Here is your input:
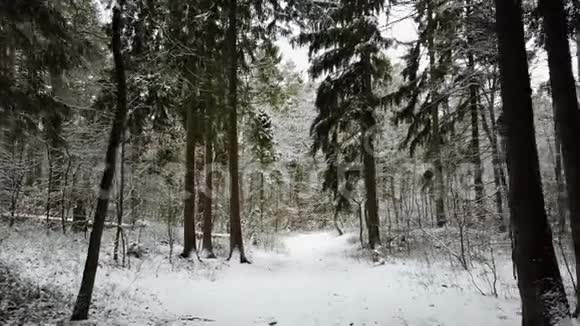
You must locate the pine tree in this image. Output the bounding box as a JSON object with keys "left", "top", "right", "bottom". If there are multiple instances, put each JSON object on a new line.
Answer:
{"left": 389, "top": 0, "right": 500, "bottom": 227}
{"left": 0, "top": 0, "right": 101, "bottom": 228}
{"left": 297, "top": 0, "right": 392, "bottom": 249}
{"left": 389, "top": 0, "right": 462, "bottom": 227}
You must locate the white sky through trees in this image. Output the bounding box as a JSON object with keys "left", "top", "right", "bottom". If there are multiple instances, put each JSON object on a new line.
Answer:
{"left": 275, "top": 4, "right": 575, "bottom": 88}
{"left": 94, "top": 0, "right": 567, "bottom": 87}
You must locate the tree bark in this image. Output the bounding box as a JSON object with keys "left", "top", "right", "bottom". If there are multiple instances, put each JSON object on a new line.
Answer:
{"left": 466, "top": 0, "right": 485, "bottom": 216}
{"left": 181, "top": 102, "right": 197, "bottom": 258}
{"left": 226, "top": 0, "right": 249, "bottom": 264}
{"left": 357, "top": 200, "right": 364, "bottom": 247}
{"left": 201, "top": 114, "right": 215, "bottom": 258}
{"left": 362, "top": 137, "right": 380, "bottom": 248}
{"left": 576, "top": 27, "right": 580, "bottom": 82}
{"left": 432, "top": 108, "right": 446, "bottom": 225}
{"left": 480, "top": 88, "right": 507, "bottom": 231}
{"left": 552, "top": 103, "right": 567, "bottom": 236}
{"left": 540, "top": 0, "right": 580, "bottom": 317}
{"left": 114, "top": 134, "right": 125, "bottom": 263}
{"left": 128, "top": 133, "right": 141, "bottom": 225}
{"left": 47, "top": 69, "right": 65, "bottom": 221}
{"left": 494, "top": 0, "right": 571, "bottom": 324}
{"left": 488, "top": 103, "right": 508, "bottom": 191}
{"left": 259, "top": 171, "right": 265, "bottom": 233}
{"left": 59, "top": 147, "right": 72, "bottom": 234}
{"left": 468, "top": 77, "right": 484, "bottom": 214}
{"left": 389, "top": 176, "right": 400, "bottom": 228}
{"left": 469, "top": 84, "right": 484, "bottom": 213}
{"left": 427, "top": 0, "right": 446, "bottom": 227}
{"left": 361, "top": 48, "right": 381, "bottom": 249}
{"left": 71, "top": 2, "right": 128, "bottom": 320}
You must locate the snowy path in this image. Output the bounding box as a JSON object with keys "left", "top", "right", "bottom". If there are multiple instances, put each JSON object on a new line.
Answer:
{"left": 144, "top": 232, "right": 519, "bottom": 326}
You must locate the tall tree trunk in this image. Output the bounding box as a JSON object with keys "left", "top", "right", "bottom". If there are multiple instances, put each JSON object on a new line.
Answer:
{"left": 390, "top": 176, "right": 400, "bottom": 227}
{"left": 494, "top": 0, "right": 571, "bottom": 324}
{"left": 128, "top": 133, "right": 141, "bottom": 225}
{"left": 431, "top": 98, "right": 446, "bottom": 226}
{"left": 259, "top": 171, "right": 265, "bottom": 233}
{"left": 488, "top": 101, "right": 508, "bottom": 192}
{"left": 47, "top": 69, "right": 65, "bottom": 220}
{"left": 181, "top": 103, "right": 196, "bottom": 258}
{"left": 362, "top": 135, "right": 380, "bottom": 249}
{"left": 466, "top": 0, "right": 485, "bottom": 217}
{"left": 427, "top": 1, "right": 446, "bottom": 227}
{"left": 552, "top": 102, "right": 567, "bottom": 236}
{"left": 357, "top": 200, "right": 364, "bottom": 247}
{"left": 114, "top": 134, "right": 125, "bottom": 263}
{"left": 201, "top": 115, "right": 215, "bottom": 259}
{"left": 540, "top": 0, "right": 580, "bottom": 317}
{"left": 480, "top": 89, "right": 507, "bottom": 231}
{"left": 361, "top": 49, "right": 380, "bottom": 249}
{"left": 226, "top": 0, "right": 249, "bottom": 264}
{"left": 60, "top": 147, "right": 72, "bottom": 234}
{"left": 469, "top": 84, "right": 484, "bottom": 214}
{"left": 576, "top": 26, "right": 580, "bottom": 82}
{"left": 45, "top": 142, "right": 53, "bottom": 227}
{"left": 71, "top": 2, "right": 128, "bottom": 320}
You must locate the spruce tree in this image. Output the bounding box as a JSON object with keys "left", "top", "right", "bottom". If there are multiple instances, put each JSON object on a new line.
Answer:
{"left": 297, "top": 0, "right": 392, "bottom": 249}
{"left": 389, "top": 0, "right": 498, "bottom": 226}
{"left": 0, "top": 0, "right": 101, "bottom": 228}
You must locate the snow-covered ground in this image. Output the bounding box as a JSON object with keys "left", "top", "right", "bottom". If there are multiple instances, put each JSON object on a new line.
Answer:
{"left": 0, "top": 223, "right": 538, "bottom": 325}
{"left": 139, "top": 232, "right": 521, "bottom": 326}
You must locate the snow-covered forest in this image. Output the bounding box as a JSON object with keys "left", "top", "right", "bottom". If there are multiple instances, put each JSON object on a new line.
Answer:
{"left": 1, "top": 0, "right": 580, "bottom": 325}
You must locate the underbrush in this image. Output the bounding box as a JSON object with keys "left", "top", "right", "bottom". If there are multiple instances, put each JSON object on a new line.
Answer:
{"left": 0, "top": 218, "right": 291, "bottom": 324}
{"left": 0, "top": 263, "right": 72, "bottom": 325}
{"left": 340, "top": 224, "right": 577, "bottom": 303}
{"left": 0, "top": 220, "right": 223, "bottom": 324}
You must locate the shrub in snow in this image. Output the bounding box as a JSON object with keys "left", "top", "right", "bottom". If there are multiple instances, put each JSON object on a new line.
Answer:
{"left": 127, "top": 243, "right": 146, "bottom": 258}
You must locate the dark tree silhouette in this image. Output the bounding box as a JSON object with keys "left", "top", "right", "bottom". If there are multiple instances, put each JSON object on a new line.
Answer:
{"left": 227, "top": 0, "right": 249, "bottom": 263}
{"left": 494, "top": 0, "right": 571, "bottom": 324}
{"left": 201, "top": 104, "right": 216, "bottom": 258}
{"left": 539, "top": 0, "right": 580, "bottom": 316}
{"left": 71, "top": 1, "right": 128, "bottom": 320}
{"left": 181, "top": 98, "right": 197, "bottom": 258}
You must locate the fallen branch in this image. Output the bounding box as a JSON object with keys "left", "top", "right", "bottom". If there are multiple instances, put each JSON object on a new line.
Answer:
{"left": 179, "top": 315, "right": 215, "bottom": 322}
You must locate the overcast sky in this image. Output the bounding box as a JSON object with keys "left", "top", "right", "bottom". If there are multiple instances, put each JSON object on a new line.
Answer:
{"left": 276, "top": 6, "right": 418, "bottom": 78}
{"left": 93, "top": 1, "right": 570, "bottom": 89}
{"left": 274, "top": 6, "right": 574, "bottom": 89}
